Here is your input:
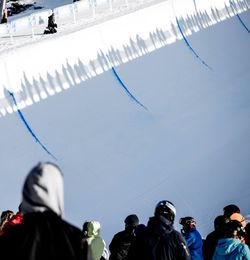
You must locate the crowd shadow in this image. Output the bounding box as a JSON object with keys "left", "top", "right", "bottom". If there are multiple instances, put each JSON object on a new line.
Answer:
{"left": 0, "top": 0, "right": 249, "bottom": 117}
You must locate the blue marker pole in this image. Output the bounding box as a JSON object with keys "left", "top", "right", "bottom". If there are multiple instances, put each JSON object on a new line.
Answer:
{"left": 8, "top": 90, "right": 57, "bottom": 160}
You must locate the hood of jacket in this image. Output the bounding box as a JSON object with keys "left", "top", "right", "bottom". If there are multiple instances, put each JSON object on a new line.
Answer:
{"left": 147, "top": 215, "right": 174, "bottom": 238}
{"left": 86, "top": 221, "right": 101, "bottom": 238}
{"left": 21, "top": 162, "right": 64, "bottom": 217}
{"left": 215, "top": 238, "right": 242, "bottom": 256}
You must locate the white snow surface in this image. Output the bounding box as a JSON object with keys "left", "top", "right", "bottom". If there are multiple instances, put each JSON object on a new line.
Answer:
{"left": 0, "top": 0, "right": 250, "bottom": 246}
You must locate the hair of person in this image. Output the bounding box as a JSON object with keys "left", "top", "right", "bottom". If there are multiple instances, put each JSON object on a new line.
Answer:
{"left": 223, "top": 219, "right": 245, "bottom": 239}
{"left": 214, "top": 215, "right": 225, "bottom": 231}
{"left": 223, "top": 204, "right": 240, "bottom": 217}
{"left": 0, "top": 210, "right": 14, "bottom": 230}
{"left": 124, "top": 214, "right": 139, "bottom": 227}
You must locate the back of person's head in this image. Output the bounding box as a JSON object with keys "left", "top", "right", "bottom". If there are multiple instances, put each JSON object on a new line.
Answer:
{"left": 154, "top": 200, "right": 176, "bottom": 224}
{"left": 223, "top": 204, "right": 240, "bottom": 217}
{"left": 18, "top": 203, "right": 22, "bottom": 212}
{"left": 0, "top": 210, "right": 14, "bottom": 221}
{"left": 82, "top": 221, "right": 101, "bottom": 238}
{"left": 245, "top": 223, "right": 250, "bottom": 243}
{"left": 134, "top": 223, "right": 146, "bottom": 236}
{"left": 179, "top": 216, "right": 196, "bottom": 231}
{"left": 82, "top": 221, "right": 89, "bottom": 237}
{"left": 124, "top": 214, "right": 139, "bottom": 229}
{"left": 223, "top": 219, "right": 245, "bottom": 239}
{"left": 21, "top": 162, "right": 64, "bottom": 217}
{"left": 213, "top": 215, "right": 225, "bottom": 232}
{"left": 82, "top": 221, "right": 104, "bottom": 260}
{"left": 246, "top": 223, "right": 250, "bottom": 234}
{"left": 0, "top": 210, "right": 14, "bottom": 230}
{"left": 230, "top": 213, "right": 246, "bottom": 228}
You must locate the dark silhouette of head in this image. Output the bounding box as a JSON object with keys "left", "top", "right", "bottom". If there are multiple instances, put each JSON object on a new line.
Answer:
{"left": 0, "top": 210, "right": 14, "bottom": 230}
{"left": 154, "top": 200, "right": 176, "bottom": 224}
{"left": 124, "top": 214, "right": 139, "bottom": 229}
{"left": 223, "top": 204, "right": 240, "bottom": 217}
{"left": 245, "top": 223, "right": 250, "bottom": 246}
{"left": 134, "top": 224, "right": 146, "bottom": 236}
{"left": 223, "top": 219, "right": 245, "bottom": 239}
{"left": 214, "top": 215, "right": 225, "bottom": 232}
{"left": 179, "top": 216, "right": 196, "bottom": 231}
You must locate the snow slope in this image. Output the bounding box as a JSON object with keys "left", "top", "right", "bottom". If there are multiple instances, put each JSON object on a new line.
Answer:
{"left": 0, "top": 0, "right": 250, "bottom": 245}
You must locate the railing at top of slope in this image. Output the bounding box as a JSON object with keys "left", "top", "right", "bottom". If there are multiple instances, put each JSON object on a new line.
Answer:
{"left": 0, "top": 0, "right": 165, "bottom": 47}
{"left": 0, "top": 0, "right": 249, "bottom": 51}
{"left": 0, "top": 0, "right": 249, "bottom": 119}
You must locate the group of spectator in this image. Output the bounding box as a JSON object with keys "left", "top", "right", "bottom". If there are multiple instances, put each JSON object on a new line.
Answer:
{"left": 0, "top": 161, "right": 249, "bottom": 259}
{"left": 109, "top": 203, "right": 250, "bottom": 260}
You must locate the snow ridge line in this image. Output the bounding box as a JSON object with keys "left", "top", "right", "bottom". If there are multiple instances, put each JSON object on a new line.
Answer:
{"left": 236, "top": 13, "right": 250, "bottom": 33}
{"left": 175, "top": 17, "right": 213, "bottom": 71}
{"left": 230, "top": 0, "right": 250, "bottom": 33}
{"left": 99, "top": 28, "right": 148, "bottom": 111}
{"left": 171, "top": 0, "right": 213, "bottom": 71}
{"left": 7, "top": 90, "right": 57, "bottom": 160}
{"left": 110, "top": 67, "right": 148, "bottom": 111}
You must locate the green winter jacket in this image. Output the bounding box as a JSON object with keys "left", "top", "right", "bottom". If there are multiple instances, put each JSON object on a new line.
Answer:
{"left": 82, "top": 221, "right": 105, "bottom": 260}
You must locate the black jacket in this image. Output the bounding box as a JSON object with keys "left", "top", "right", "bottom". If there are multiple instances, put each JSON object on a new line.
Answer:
{"left": 127, "top": 216, "right": 191, "bottom": 260}
{"left": 109, "top": 227, "right": 136, "bottom": 260}
{"left": 203, "top": 230, "right": 223, "bottom": 260}
{"left": 0, "top": 211, "right": 82, "bottom": 260}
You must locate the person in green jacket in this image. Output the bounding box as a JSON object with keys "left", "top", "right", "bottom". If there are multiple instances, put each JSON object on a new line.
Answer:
{"left": 82, "top": 220, "right": 108, "bottom": 260}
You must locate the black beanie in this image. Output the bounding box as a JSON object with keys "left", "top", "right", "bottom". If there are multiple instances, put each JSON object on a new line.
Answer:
{"left": 124, "top": 214, "right": 139, "bottom": 227}
{"left": 223, "top": 204, "right": 240, "bottom": 217}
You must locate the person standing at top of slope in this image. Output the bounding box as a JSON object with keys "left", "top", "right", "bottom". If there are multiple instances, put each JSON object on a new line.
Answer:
{"left": 44, "top": 12, "right": 57, "bottom": 34}
{"left": 109, "top": 214, "right": 140, "bottom": 260}
{"left": 179, "top": 216, "right": 204, "bottom": 260}
{"left": 0, "top": 162, "right": 83, "bottom": 260}
{"left": 127, "top": 200, "right": 191, "bottom": 260}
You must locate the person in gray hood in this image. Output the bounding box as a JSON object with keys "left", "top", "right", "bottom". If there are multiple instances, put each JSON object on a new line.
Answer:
{"left": 0, "top": 162, "right": 83, "bottom": 260}
{"left": 212, "top": 220, "right": 250, "bottom": 260}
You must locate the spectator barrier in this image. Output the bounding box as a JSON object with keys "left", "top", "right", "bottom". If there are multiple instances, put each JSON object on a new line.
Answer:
{"left": 0, "top": 0, "right": 249, "bottom": 40}
{"left": 0, "top": 0, "right": 164, "bottom": 39}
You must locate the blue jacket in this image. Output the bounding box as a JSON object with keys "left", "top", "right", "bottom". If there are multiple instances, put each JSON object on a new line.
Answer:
{"left": 213, "top": 238, "right": 250, "bottom": 260}
{"left": 183, "top": 228, "right": 203, "bottom": 260}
